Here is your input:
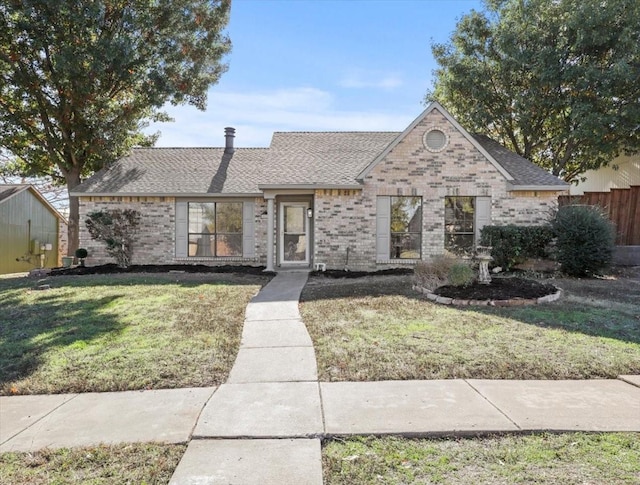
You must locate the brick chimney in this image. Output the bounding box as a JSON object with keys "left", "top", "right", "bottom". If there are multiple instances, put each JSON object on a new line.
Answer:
{"left": 224, "top": 127, "right": 235, "bottom": 154}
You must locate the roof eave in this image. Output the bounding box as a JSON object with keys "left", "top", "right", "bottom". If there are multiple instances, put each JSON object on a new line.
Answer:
{"left": 507, "top": 183, "right": 569, "bottom": 192}
{"left": 258, "top": 183, "right": 362, "bottom": 190}
{"left": 71, "top": 191, "right": 263, "bottom": 198}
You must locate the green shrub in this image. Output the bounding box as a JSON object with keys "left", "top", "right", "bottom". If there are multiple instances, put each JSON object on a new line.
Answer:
{"left": 448, "top": 262, "right": 475, "bottom": 287}
{"left": 86, "top": 209, "right": 141, "bottom": 268}
{"left": 74, "top": 248, "right": 88, "bottom": 259}
{"left": 74, "top": 248, "right": 88, "bottom": 267}
{"left": 480, "top": 225, "right": 554, "bottom": 270}
{"left": 550, "top": 205, "right": 615, "bottom": 276}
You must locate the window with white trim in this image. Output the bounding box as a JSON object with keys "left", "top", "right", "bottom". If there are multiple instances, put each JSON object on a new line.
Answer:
{"left": 188, "top": 202, "right": 243, "bottom": 257}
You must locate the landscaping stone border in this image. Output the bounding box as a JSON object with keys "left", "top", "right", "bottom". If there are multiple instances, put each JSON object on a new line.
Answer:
{"left": 412, "top": 284, "right": 562, "bottom": 307}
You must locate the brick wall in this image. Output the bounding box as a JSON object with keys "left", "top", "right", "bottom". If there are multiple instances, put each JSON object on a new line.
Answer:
{"left": 79, "top": 196, "right": 268, "bottom": 266}
{"left": 313, "top": 109, "right": 560, "bottom": 271}
{"left": 79, "top": 109, "right": 561, "bottom": 271}
{"left": 79, "top": 196, "right": 176, "bottom": 265}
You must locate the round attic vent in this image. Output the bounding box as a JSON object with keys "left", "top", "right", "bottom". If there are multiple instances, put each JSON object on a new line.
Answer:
{"left": 423, "top": 129, "right": 448, "bottom": 152}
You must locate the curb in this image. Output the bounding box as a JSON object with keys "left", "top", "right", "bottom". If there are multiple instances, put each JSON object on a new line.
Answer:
{"left": 412, "top": 284, "right": 563, "bottom": 307}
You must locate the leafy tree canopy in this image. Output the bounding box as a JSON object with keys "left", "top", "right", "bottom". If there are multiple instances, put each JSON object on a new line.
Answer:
{"left": 0, "top": 0, "right": 231, "bottom": 252}
{"left": 427, "top": 0, "right": 640, "bottom": 182}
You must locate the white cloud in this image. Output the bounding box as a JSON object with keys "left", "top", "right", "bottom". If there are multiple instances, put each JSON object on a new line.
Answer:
{"left": 147, "top": 86, "right": 416, "bottom": 148}
{"left": 339, "top": 69, "right": 404, "bottom": 89}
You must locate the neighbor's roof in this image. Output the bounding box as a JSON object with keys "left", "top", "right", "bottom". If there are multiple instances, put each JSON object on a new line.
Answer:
{"left": 72, "top": 124, "right": 566, "bottom": 196}
{"left": 0, "top": 184, "right": 67, "bottom": 221}
{"left": 0, "top": 184, "right": 28, "bottom": 203}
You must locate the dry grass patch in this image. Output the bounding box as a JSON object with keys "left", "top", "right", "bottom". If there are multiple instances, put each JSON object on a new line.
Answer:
{"left": 300, "top": 274, "right": 640, "bottom": 380}
{"left": 0, "top": 443, "right": 185, "bottom": 484}
{"left": 323, "top": 433, "right": 640, "bottom": 484}
{"left": 0, "top": 272, "right": 269, "bottom": 395}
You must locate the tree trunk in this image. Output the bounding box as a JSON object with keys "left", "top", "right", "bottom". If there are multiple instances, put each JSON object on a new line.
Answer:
{"left": 65, "top": 169, "right": 82, "bottom": 256}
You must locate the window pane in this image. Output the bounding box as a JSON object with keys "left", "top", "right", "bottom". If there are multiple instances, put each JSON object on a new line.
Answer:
{"left": 284, "top": 234, "right": 306, "bottom": 261}
{"left": 216, "top": 203, "right": 243, "bottom": 233}
{"left": 189, "top": 203, "right": 215, "bottom": 233}
{"left": 390, "top": 233, "right": 421, "bottom": 259}
{"left": 446, "top": 233, "right": 474, "bottom": 253}
{"left": 444, "top": 196, "right": 475, "bottom": 254}
{"left": 189, "top": 234, "right": 214, "bottom": 257}
{"left": 285, "top": 206, "right": 305, "bottom": 234}
{"left": 216, "top": 234, "right": 242, "bottom": 257}
{"left": 391, "top": 197, "right": 422, "bottom": 233}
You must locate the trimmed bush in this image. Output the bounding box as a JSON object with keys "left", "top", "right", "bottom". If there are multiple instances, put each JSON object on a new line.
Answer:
{"left": 86, "top": 209, "right": 141, "bottom": 268}
{"left": 448, "top": 261, "right": 475, "bottom": 287}
{"left": 550, "top": 205, "right": 615, "bottom": 276}
{"left": 480, "top": 225, "right": 554, "bottom": 270}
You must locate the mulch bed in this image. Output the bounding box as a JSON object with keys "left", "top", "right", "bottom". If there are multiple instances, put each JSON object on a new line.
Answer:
{"left": 50, "top": 264, "right": 272, "bottom": 276}
{"left": 434, "top": 277, "right": 558, "bottom": 300}
{"left": 310, "top": 268, "right": 413, "bottom": 279}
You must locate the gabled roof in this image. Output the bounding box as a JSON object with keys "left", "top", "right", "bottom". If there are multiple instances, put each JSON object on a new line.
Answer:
{"left": 0, "top": 184, "right": 27, "bottom": 203}
{"left": 72, "top": 104, "right": 567, "bottom": 196}
{"left": 72, "top": 133, "right": 399, "bottom": 195}
{"left": 263, "top": 131, "right": 398, "bottom": 187}
{"left": 0, "top": 184, "right": 67, "bottom": 221}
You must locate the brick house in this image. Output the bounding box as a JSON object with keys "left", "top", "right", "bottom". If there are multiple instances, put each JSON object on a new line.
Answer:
{"left": 71, "top": 102, "right": 568, "bottom": 271}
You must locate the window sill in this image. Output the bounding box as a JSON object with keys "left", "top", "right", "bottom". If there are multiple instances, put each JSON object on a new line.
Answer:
{"left": 175, "top": 257, "right": 259, "bottom": 263}
{"left": 376, "top": 259, "right": 421, "bottom": 265}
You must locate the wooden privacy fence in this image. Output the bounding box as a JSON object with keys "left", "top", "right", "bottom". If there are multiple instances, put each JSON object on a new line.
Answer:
{"left": 558, "top": 186, "right": 640, "bottom": 245}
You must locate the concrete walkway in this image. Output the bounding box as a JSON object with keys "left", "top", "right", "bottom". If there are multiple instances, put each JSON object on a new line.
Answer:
{"left": 1, "top": 272, "right": 640, "bottom": 484}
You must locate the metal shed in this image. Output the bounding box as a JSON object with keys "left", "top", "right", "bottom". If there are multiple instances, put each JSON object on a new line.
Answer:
{"left": 0, "top": 185, "right": 66, "bottom": 274}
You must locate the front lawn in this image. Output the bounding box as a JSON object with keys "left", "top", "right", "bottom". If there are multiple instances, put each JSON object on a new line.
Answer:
{"left": 0, "top": 443, "right": 185, "bottom": 485}
{"left": 300, "top": 274, "right": 640, "bottom": 380}
{"left": 0, "top": 272, "right": 269, "bottom": 395}
{"left": 323, "top": 433, "right": 640, "bottom": 484}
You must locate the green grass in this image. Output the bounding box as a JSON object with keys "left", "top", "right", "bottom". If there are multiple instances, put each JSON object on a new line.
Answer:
{"left": 0, "top": 443, "right": 185, "bottom": 484}
{"left": 323, "top": 434, "right": 640, "bottom": 484}
{"left": 300, "top": 275, "right": 640, "bottom": 380}
{"left": 0, "top": 272, "right": 269, "bottom": 395}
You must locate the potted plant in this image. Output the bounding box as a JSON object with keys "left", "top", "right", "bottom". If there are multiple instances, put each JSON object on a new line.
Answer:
{"left": 75, "top": 248, "right": 88, "bottom": 267}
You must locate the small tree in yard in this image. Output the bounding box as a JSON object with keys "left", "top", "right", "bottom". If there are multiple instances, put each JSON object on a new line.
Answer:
{"left": 86, "top": 209, "right": 141, "bottom": 268}
{"left": 550, "top": 205, "right": 616, "bottom": 277}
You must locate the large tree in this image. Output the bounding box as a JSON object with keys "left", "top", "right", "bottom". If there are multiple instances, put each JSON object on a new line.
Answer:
{"left": 0, "top": 0, "right": 231, "bottom": 253}
{"left": 427, "top": 0, "right": 640, "bottom": 182}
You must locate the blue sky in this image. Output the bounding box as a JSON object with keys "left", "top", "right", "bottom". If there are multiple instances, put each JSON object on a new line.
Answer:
{"left": 147, "top": 0, "right": 484, "bottom": 148}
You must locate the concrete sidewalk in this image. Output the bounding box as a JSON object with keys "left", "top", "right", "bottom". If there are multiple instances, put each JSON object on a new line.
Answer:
{"left": 4, "top": 377, "right": 639, "bottom": 452}
{"left": 1, "top": 271, "right": 640, "bottom": 484}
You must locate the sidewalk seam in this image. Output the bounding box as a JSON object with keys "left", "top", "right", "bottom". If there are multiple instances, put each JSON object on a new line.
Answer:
{"left": 464, "top": 379, "right": 521, "bottom": 430}
{"left": 187, "top": 387, "right": 220, "bottom": 441}
{"left": 1, "top": 393, "right": 80, "bottom": 447}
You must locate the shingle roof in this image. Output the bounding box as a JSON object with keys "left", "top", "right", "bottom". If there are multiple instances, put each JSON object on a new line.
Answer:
{"left": 72, "top": 148, "right": 269, "bottom": 195}
{"left": 72, "top": 129, "right": 566, "bottom": 195}
{"left": 264, "top": 132, "right": 399, "bottom": 186}
{"left": 471, "top": 134, "right": 568, "bottom": 187}
{"left": 0, "top": 184, "right": 29, "bottom": 203}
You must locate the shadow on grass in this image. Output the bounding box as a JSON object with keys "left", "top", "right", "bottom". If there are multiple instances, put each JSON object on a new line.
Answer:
{"left": 0, "top": 292, "right": 126, "bottom": 390}
{"left": 461, "top": 302, "right": 640, "bottom": 345}
{"left": 0, "top": 272, "right": 270, "bottom": 393}
{"left": 301, "top": 274, "right": 419, "bottom": 302}
{"left": 301, "top": 274, "right": 640, "bottom": 346}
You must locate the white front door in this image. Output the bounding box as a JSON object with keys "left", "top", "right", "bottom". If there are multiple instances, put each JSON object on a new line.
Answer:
{"left": 279, "top": 202, "right": 309, "bottom": 265}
